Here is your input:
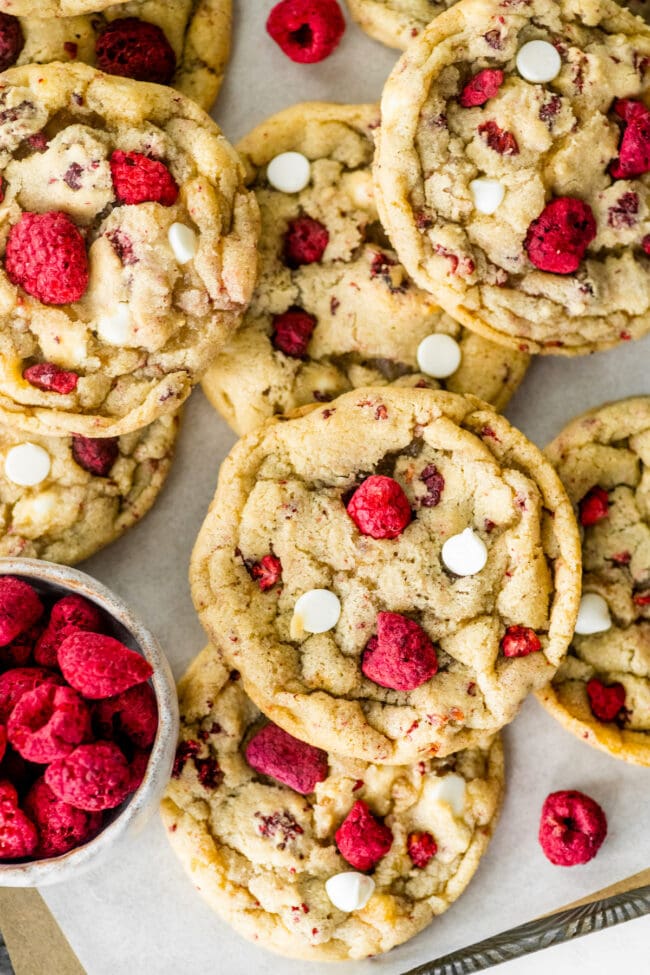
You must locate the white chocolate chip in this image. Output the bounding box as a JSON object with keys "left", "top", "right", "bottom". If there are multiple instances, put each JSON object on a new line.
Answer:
{"left": 516, "top": 40, "right": 562, "bottom": 84}
{"left": 416, "top": 333, "right": 462, "bottom": 378}
{"left": 96, "top": 303, "right": 132, "bottom": 347}
{"left": 325, "top": 872, "right": 375, "bottom": 912}
{"left": 266, "top": 152, "right": 311, "bottom": 194}
{"left": 4, "top": 443, "right": 51, "bottom": 487}
{"left": 291, "top": 589, "right": 341, "bottom": 637}
{"left": 442, "top": 527, "right": 488, "bottom": 576}
{"left": 168, "top": 222, "right": 198, "bottom": 264}
{"left": 429, "top": 773, "right": 467, "bottom": 816}
{"left": 469, "top": 178, "right": 505, "bottom": 215}
{"left": 575, "top": 593, "right": 612, "bottom": 635}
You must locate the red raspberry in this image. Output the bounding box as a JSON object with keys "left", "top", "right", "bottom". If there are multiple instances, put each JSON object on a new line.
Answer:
{"left": 0, "top": 668, "right": 63, "bottom": 723}
{"left": 419, "top": 464, "right": 445, "bottom": 507}
{"left": 635, "top": 590, "right": 650, "bottom": 606}
{"left": 272, "top": 308, "right": 316, "bottom": 358}
{"left": 610, "top": 99, "right": 650, "bottom": 179}
{"left": 110, "top": 150, "right": 179, "bottom": 207}
{"left": 1, "top": 624, "right": 41, "bottom": 669}
{"left": 71, "top": 435, "right": 119, "bottom": 477}
{"left": 34, "top": 594, "right": 104, "bottom": 669}
{"left": 0, "top": 14, "right": 24, "bottom": 72}
{"left": 266, "top": 0, "right": 345, "bottom": 64}
{"left": 45, "top": 741, "right": 134, "bottom": 811}
{"left": 407, "top": 831, "right": 438, "bottom": 868}
{"left": 0, "top": 780, "right": 38, "bottom": 859}
{"left": 5, "top": 211, "right": 89, "bottom": 305}
{"left": 539, "top": 790, "right": 607, "bottom": 866}
{"left": 501, "top": 625, "right": 542, "bottom": 658}
{"left": 0, "top": 578, "right": 43, "bottom": 648}
{"left": 362, "top": 612, "right": 438, "bottom": 691}
{"left": 23, "top": 362, "right": 78, "bottom": 395}
{"left": 642, "top": 235, "right": 650, "bottom": 256}
{"left": 0, "top": 725, "right": 6, "bottom": 764}
{"left": 586, "top": 678, "right": 626, "bottom": 722}
{"left": 335, "top": 800, "right": 393, "bottom": 871}
{"left": 8, "top": 684, "right": 91, "bottom": 764}
{"left": 128, "top": 748, "right": 151, "bottom": 791}
{"left": 524, "top": 197, "right": 596, "bottom": 274}
{"left": 93, "top": 682, "right": 158, "bottom": 750}
{"left": 478, "top": 120, "right": 519, "bottom": 155}
{"left": 347, "top": 475, "right": 411, "bottom": 539}
{"left": 459, "top": 69, "right": 504, "bottom": 107}
{"left": 284, "top": 217, "right": 329, "bottom": 267}
{"left": 245, "top": 722, "right": 328, "bottom": 795}
{"left": 58, "top": 632, "right": 153, "bottom": 700}
{"left": 578, "top": 486, "right": 609, "bottom": 527}
{"left": 24, "top": 778, "right": 102, "bottom": 858}
{"left": 95, "top": 18, "right": 176, "bottom": 85}
{"left": 250, "top": 554, "right": 283, "bottom": 591}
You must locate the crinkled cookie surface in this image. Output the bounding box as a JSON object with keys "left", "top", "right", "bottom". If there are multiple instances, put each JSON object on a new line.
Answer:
{"left": 346, "top": 0, "right": 460, "bottom": 49}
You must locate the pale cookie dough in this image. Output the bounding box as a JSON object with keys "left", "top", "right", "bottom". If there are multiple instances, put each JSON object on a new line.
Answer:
{"left": 202, "top": 102, "right": 529, "bottom": 436}
{"left": 161, "top": 646, "right": 504, "bottom": 961}
{"left": 539, "top": 397, "right": 650, "bottom": 765}
{"left": 347, "top": 0, "right": 458, "bottom": 50}
{"left": 375, "top": 0, "right": 650, "bottom": 355}
{"left": 190, "top": 387, "right": 581, "bottom": 764}
{"left": 0, "top": 61, "right": 258, "bottom": 438}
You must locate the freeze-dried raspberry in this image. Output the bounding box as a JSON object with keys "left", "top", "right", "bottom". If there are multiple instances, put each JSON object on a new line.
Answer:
{"left": 407, "top": 831, "right": 438, "bottom": 868}
{"left": 245, "top": 722, "right": 328, "bottom": 795}
{"left": 0, "top": 14, "right": 24, "bottom": 72}
{"left": 0, "top": 668, "right": 63, "bottom": 723}
{"left": 172, "top": 738, "right": 199, "bottom": 778}
{"left": 0, "top": 578, "right": 43, "bottom": 648}
{"left": 501, "top": 625, "right": 542, "bottom": 658}
{"left": 1, "top": 624, "right": 41, "bottom": 668}
{"left": 23, "top": 778, "right": 102, "bottom": 858}
{"left": 71, "top": 435, "right": 119, "bottom": 477}
{"left": 110, "top": 150, "right": 178, "bottom": 207}
{"left": 128, "top": 748, "right": 150, "bottom": 791}
{"left": 607, "top": 191, "right": 639, "bottom": 228}
{"left": 586, "top": 678, "right": 626, "bottom": 722}
{"left": 610, "top": 99, "right": 650, "bottom": 179}
{"left": 420, "top": 465, "right": 445, "bottom": 507}
{"left": 635, "top": 590, "right": 650, "bottom": 606}
{"left": 459, "top": 69, "right": 504, "bottom": 107}
{"left": 346, "top": 475, "right": 411, "bottom": 539}
{"left": 0, "top": 726, "right": 5, "bottom": 765}
{"left": 524, "top": 197, "right": 596, "bottom": 274}
{"left": 45, "top": 741, "right": 134, "bottom": 811}
{"left": 34, "top": 595, "right": 103, "bottom": 669}
{"left": 0, "top": 780, "right": 38, "bottom": 859}
{"left": 478, "top": 120, "right": 519, "bottom": 155}
{"left": 93, "top": 683, "right": 158, "bottom": 750}
{"left": 335, "top": 800, "right": 393, "bottom": 871}
{"left": 579, "top": 486, "right": 609, "bottom": 527}
{"left": 59, "top": 632, "right": 152, "bottom": 700}
{"left": 362, "top": 612, "right": 438, "bottom": 691}
{"left": 5, "top": 211, "right": 89, "bottom": 305}
{"left": 272, "top": 309, "right": 316, "bottom": 358}
{"left": 266, "top": 0, "right": 345, "bottom": 63}
{"left": 250, "top": 555, "right": 283, "bottom": 592}
{"left": 23, "top": 363, "right": 78, "bottom": 395}
{"left": 8, "top": 684, "right": 91, "bottom": 764}
{"left": 284, "top": 217, "right": 329, "bottom": 267}
{"left": 539, "top": 790, "right": 607, "bottom": 866}
{"left": 96, "top": 18, "right": 176, "bottom": 85}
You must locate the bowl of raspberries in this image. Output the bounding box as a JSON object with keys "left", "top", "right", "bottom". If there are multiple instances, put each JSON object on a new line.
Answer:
{"left": 0, "top": 558, "right": 178, "bottom": 884}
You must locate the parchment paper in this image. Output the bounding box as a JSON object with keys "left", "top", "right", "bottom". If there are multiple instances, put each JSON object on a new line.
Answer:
{"left": 39, "top": 2, "right": 650, "bottom": 971}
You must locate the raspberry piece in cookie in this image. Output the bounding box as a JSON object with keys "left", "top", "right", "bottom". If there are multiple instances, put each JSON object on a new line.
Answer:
{"left": 346, "top": 475, "right": 411, "bottom": 539}
{"left": 500, "top": 626, "right": 542, "bottom": 658}
{"left": 0, "top": 578, "right": 43, "bottom": 648}
{"left": 5, "top": 211, "right": 89, "bottom": 305}
{"left": 246, "top": 722, "right": 328, "bottom": 794}
{"left": 71, "top": 436, "right": 119, "bottom": 477}
{"left": 407, "top": 831, "right": 438, "bottom": 868}
{"left": 362, "top": 612, "right": 438, "bottom": 691}
{"left": 93, "top": 683, "right": 158, "bottom": 750}
{"left": 34, "top": 594, "right": 103, "bottom": 669}
{"left": 58, "top": 632, "right": 153, "bottom": 700}
{"left": 0, "top": 14, "right": 23, "bottom": 72}
{"left": 539, "top": 789, "right": 607, "bottom": 866}
{"left": 23, "top": 363, "right": 78, "bottom": 395}
{"left": 110, "top": 151, "right": 179, "bottom": 207}
{"left": 477, "top": 120, "right": 519, "bottom": 156}
{"left": 586, "top": 678, "right": 626, "bottom": 723}
{"left": 7, "top": 684, "right": 91, "bottom": 764}
{"left": 0, "top": 668, "right": 63, "bottom": 724}
{"left": 272, "top": 309, "right": 316, "bottom": 358}
{"left": 45, "top": 741, "right": 134, "bottom": 811}
{"left": 335, "top": 800, "right": 393, "bottom": 871}
{"left": 459, "top": 69, "right": 504, "bottom": 108}
{"left": 250, "top": 555, "right": 283, "bottom": 592}
{"left": 524, "top": 198, "right": 596, "bottom": 275}
{"left": 578, "top": 486, "right": 609, "bottom": 527}
{"left": 611, "top": 99, "right": 650, "bottom": 179}
{"left": 95, "top": 18, "right": 176, "bottom": 85}
{"left": 0, "top": 780, "right": 38, "bottom": 859}
{"left": 266, "top": 0, "right": 345, "bottom": 63}
{"left": 24, "top": 778, "right": 102, "bottom": 858}
{"left": 284, "top": 216, "right": 329, "bottom": 267}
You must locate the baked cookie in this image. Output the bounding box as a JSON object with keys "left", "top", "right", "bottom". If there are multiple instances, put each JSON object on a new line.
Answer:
{"left": 0, "top": 411, "right": 178, "bottom": 564}
{"left": 346, "top": 0, "right": 456, "bottom": 50}
{"left": 0, "top": 61, "right": 258, "bottom": 438}
{"left": 539, "top": 397, "right": 650, "bottom": 765}
{"left": 190, "top": 387, "right": 581, "bottom": 764}
{"left": 162, "top": 646, "right": 504, "bottom": 961}
{"left": 0, "top": 1, "right": 231, "bottom": 112}
{"left": 375, "top": 0, "right": 650, "bottom": 355}
{"left": 202, "top": 102, "right": 529, "bottom": 436}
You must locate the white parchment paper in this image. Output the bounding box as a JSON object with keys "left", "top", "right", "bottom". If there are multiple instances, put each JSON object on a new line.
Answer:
{"left": 40, "top": 2, "right": 650, "bottom": 971}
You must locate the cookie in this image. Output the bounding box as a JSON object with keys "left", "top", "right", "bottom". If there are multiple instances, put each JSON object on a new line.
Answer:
{"left": 0, "top": 411, "right": 178, "bottom": 564}
{"left": 374, "top": 0, "right": 650, "bottom": 355}
{"left": 190, "top": 386, "right": 581, "bottom": 764}
{"left": 346, "top": 0, "right": 455, "bottom": 50}
{"left": 539, "top": 397, "right": 650, "bottom": 766}
{"left": 202, "top": 102, "right": 529, "bottom": 436}
{"left": 0, "top": 61, "right": 258, "bottom": 438}
{"left": 0, "top": 1, "right": 231, "bottom": 112}
{"left": 161, "top": 646, "right": 504, "bottom": 961}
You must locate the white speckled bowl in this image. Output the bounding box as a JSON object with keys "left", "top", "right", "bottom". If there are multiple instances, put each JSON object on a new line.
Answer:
{"left": 0, "top": 558, "right": 179, "bottom": 886}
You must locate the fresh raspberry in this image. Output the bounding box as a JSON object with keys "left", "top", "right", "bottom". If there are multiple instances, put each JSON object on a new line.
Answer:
{"left": 45, "top": 741, "right": 134, "bottom": 811}
{"left": 284, "top": 217, "right": 329, "bottom": 267}
{"left": 58, "top": 632, "right": 153, "bottom": 700}
{"left": 266, "top": 0, "right": 345, "bottom": 64}
{"left": 7, "top": 684, "right": 91, "bottom": 764}
{"left": 578, "top": 486, "right": 609, "bottom": 527}
{"left": 0, "top": 14, "right": 24, "bottom": 72}
{"left": 362, "top": 612, "right": 438, "bottom": 691}
{"left": 419, "top": 465, "right": 445, "bottom": 507}
{"left": 459, "top": 69, "right": 504, "bottom": 107}
{"left": 95, "top": 18, "right": 176, "bottom": 85}
{"left": 245, "top": 722, "right": 328, "bottom": 795}
{"left": 407, "top": 831, "right": 438, "bottom": 868}
{"left": 347, "top": 475, "right": 411, "bottom": 539}
{"left": 0, "top": 780, "right": 38, "bottom": 859}
{"left": 610, "top": 99, "right": 650, "bottom": 179}
{"left": 271, "top": 308, "right": 316, "bottom": 358}
{"left": 93, "top": 682, "right": 158, "bottom": 750}
{"left": 5, "top": 211, "right": 89, "bottom": 305}
{"left": 71, "top": 435, "right": 119, "bottom": 477}
{"left": 586, "top": 678, "right": 626, "bottom": 722}
{"left": 501, "top": 625, "right": 542, "bottom": 658}
{"left": 34, "top": 594, "right": 104, "bottom": 669}
{"left": 335, "top": 800, "right": 393, "bottom": 871}
{"left": 250, "top": 555, "right": 283, "bottom": 592}
{"left": 23, "top": 778, "right": 102, "bottom": 858}
{"left": 23, "top": 362, "right": 78, "bottom": 395}
{"left": 539, "top": 790, "right": 607, "bottom": 866}
{"left": 0, "top": 578, "right": 43, "bottom": 648}
{"left": 524, "top": 197, "right": 596, "bottom": 274}
{"left": 110, "top": 150, "right": 179, "bottom": 207}
{"left": 478, "top": 120, "right": 519, "bottom": 155}
{"left": 0, "top": 668, "right": 63, "bottom": 723}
